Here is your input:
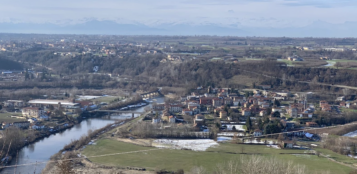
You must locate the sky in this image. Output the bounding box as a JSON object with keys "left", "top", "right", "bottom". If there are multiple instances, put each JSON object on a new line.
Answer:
{"left": 0, "top": 0, "right": 355, "bottom": 28}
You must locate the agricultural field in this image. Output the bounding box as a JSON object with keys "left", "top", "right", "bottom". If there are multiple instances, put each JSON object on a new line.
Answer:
{"left": 82, "top": 139, "right": 354, "bottom": 174}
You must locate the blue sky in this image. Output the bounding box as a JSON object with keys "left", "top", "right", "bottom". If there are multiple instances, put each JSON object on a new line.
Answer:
{"left": 0, "top": 0, "right": 355, "bottom": 28}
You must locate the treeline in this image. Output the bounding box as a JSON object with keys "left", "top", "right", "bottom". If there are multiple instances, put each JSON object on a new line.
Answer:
{"left": 322, "top": 136, "right": 357, "bottom": 156}
{"left": 239, "top": 59, "right": 357, "bottom": 88}
{"left": 130, "top": 123, "right": 214, "bottom": 139}
{"left": 0, "top": 57, "right": 23, "bottom": 70}
{"left": 101, "top": 95, "right": 143, "bottom": 110}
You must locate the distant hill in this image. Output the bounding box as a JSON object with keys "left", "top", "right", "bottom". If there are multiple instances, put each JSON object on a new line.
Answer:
{"left": 1, "top": 20, "right": 357, "bottom": 37}
{"left": 0, "top": 57, "right": 23, "bottom": 70}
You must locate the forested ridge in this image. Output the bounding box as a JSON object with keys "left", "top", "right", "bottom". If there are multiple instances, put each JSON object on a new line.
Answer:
{"left": 3, "top": 47, "right": 357, "bottom": 91}
{"left": 0, "top": 56, "right": 23, "bottom": 70}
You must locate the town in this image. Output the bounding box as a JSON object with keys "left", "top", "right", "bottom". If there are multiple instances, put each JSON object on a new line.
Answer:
{"left": 1, "top": 35, "right": 357, "bottom": 174}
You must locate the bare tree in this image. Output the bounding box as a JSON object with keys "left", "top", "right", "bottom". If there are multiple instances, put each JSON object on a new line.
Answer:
{"left": 56, "top": 160, "right": 75, "bottom": 174}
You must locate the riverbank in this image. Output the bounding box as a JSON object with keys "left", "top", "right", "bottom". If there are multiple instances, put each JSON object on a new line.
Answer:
{"left": 41, "top": 116, "right": 139, "bottom": 174}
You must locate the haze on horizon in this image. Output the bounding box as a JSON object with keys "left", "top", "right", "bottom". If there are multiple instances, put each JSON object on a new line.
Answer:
{"left": 0, "top": 0, "right": 355, "bottom": 37}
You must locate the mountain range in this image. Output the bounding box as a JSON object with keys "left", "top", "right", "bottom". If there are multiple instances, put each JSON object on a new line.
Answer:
{"left": 0, "top": 20, "right": 356, "bottom": 37}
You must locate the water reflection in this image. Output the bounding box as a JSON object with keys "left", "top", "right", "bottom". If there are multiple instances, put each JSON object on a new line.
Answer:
{"left": 0, "top": 97, "right": 164, "bottom": 174}
{"left": 28, "top": 144, "right": 35, "bottom": 153}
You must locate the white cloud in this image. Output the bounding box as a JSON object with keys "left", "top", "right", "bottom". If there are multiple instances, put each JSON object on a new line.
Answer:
{"left": 0, "top": 0, "right": 355, "bottom": 28}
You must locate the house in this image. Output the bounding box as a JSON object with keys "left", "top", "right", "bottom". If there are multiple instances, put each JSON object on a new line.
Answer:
{"left": 169, "top": 116, "right": 176, "bottom": 123}
{"left": 253, "top": 129, "right": 263, "bottom": 137}
{"left": 306, "top": 122, "right": 319, "bottom": 127}
{"left": 219, "top": 111, "right": 227, "bottom": 119}
{"left": 260, "top": 103, "right": 270, "bottom": 109}
{"left": 22, "top": 107, "right": 45, "bottom": 118}
{"left": 336, "top": 96, "right": 345, "bottom": 101}
{"left": 242, "top": 109, "right": 251, "bottom": 116}
{"left": 223, "top": 98, "right": 233, "bottom": 105}
{"left": 3, "top": 121, "right": 31, "bottom": 129}
{"left": 272, "top": 107, "right": 282, "bottom": 113}
{"left": 167, "top": 104, "right": 182, "bottom": 113}
{"left": 281, "top": 140, "right": 294, "bottom": 149}
{"left": 321, "top": 104, "right": 332, "bottom": 112}
{"left": 213, "top": 98, "right": 222, "bottom": 107}
{"left": 200, "top": 97, "right": 214, "bottom": 105}
{"left": 3, "top": 100, "right": 25, "bottom": 108}
{"left": 194, "top": 114, "right": 205, "bottom": 126}
{"left": 259, "top": 110, "right": 266, "bottom": 117}
{"left": 153, "top": 103, "right": 165, "bottom": 110}
{"left": 281, "top": 120, "right": 295, "bottom": 129}
{"left": 288, "top": 107, "right": 298, "bottom": 117}
{"left": 13, "top": 121, "right": 30, "bottom": 129}
{"left": 188, "top": 102, "right": 200, "bottom": 109}
{"left": 28, "top": 118, "right": 37, "bottom": 123}
{"left": 320, "top": 100, "right": 328, "bottom": 107}
{"left": 182, "top": 109, "right": 193, "bottom": 115}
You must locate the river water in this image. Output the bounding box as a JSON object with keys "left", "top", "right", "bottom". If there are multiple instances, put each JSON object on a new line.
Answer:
{"left": 1, "top": 97, "right": 164, "bottom": 174}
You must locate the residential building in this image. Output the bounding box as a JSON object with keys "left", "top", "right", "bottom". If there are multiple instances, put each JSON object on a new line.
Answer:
{"left": 3, "top": 100, "right": 25, "bottom": 107}
{"left": 306, "top": 122, "right": 319, "bottom": 127}
{"left": 281, "top": 140, "right": 294, "bottom": 149}
{"left": 253, "top": 129, "right": 263, "bottom": 137}
{"left": 169, "top": 116, "right": 176, "bottom": 123}
{"left": 219, "top": 111, "right": 227, "bottom": 119}
{"left": 22, "top": 107, "right": 45, "bottom": 118}
{"left": 213, "top": 98, "right": 222, "bottom": 107}
{"left": 182, "top": 109, "right": 193, "bottom": 115}
{"left": 168, "top": 104, "right": 182, "bottom": 113}
{"left": 242, "top": 109, "right": 251, "bottom": 116}
{"left": 320, "top": 100, "right": 328, "bottom": 107}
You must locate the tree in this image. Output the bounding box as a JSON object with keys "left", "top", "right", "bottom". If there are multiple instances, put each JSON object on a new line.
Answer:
{"left": 258, "top": 119, "right": 263, "bottom": 129}
{"left": 351, "top": 145, "right": 356, "bottom": 156}
{"left": 274, "top": 99, "right": 281, "bottom": 107}
{"left": 272, "top": 111, "right": 281, "bottom": 118}
{"left": 266, "top": 108, "right": 272, "bottom": 115}
{"left": 56, "top": 161, "right": 75, "bottom": 174}
{"left": 246, "top": 117, "right": 252, "bottom": 131}
{"left": 49, "top": 105, "right": 55, "bottom": 111}
{"left": 335, "top": 62, "right": 342, "bottom": 69}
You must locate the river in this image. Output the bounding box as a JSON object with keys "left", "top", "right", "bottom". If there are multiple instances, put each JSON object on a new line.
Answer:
{"left": 1, "top": 97, "right": 164, "bottom": 174}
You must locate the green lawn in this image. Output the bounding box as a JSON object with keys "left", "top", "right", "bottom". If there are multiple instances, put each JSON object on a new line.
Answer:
{"left": 82, "top": 139, "right": 353, "bottom": 173}
{"left": 277, "top": 59, "right": 294, "bottom": 66}
{"left": 0, "top": 112, "right": 25, "bottom": 123}
{"left": 341, "top": 108, "right": 357, "bottom": 113}
{"left": 92, "top": 96, "right": 122, "bottom": 103}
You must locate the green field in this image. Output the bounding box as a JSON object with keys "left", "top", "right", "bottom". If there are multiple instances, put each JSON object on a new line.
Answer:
{"left": 82, "top": 139, "right": 353, "bottom": 173}
{"left": 92, "top": 96, "right": 122, "bottom": 103}
{"left": 341, "top": 108, "right": 357, "bottom": 113}
{"left": 277, "top": 59, "right": 294, "bottom": 66}
{"left": 0, "top": 112, "right": 25, "bottom": 122}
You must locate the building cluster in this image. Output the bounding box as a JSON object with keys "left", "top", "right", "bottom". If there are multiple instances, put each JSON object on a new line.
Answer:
{"left": 1, "top": 98, "right": 98, "bottom": 130}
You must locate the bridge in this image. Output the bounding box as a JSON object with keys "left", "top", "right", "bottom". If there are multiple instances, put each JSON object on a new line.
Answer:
{"left": 140, "top": 90, "right": 161, "bottom": 98}
{"left": 94, "top": 110, "right": 145, "bottom": 118}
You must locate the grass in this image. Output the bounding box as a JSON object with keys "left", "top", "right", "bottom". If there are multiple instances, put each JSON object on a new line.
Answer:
{"left": 92, "top": 96, "right": 122, "bottom": 103}
{"left": 316, "top": 148, "right": 357, "bottom": 165}
{"left": 341, "top": 108, "right": 357, "bottom": 113}
{"left": 277, "top": 59, "right": 294, "bottom": 66}
{"left": 0, "top": 112, "right": 25, "bottom": 122}
{"left": 82, "top": 139, "right": 353, "bottom": 173}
